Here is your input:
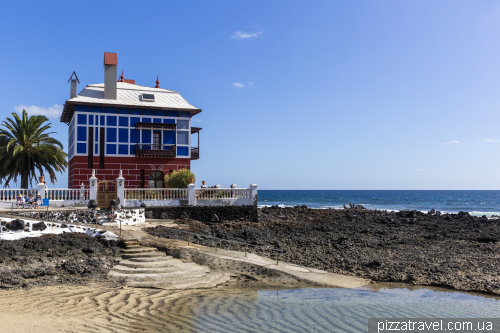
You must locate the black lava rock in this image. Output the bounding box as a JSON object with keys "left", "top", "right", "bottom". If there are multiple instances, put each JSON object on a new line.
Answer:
{"left": 87, "top": 200, "right": 98, "bottom": 209}
{"left": 6, "top": 219, "right": 25, "bottom": 231}
{"left": 31, "top": 222, "right": 47, "bottom": 231}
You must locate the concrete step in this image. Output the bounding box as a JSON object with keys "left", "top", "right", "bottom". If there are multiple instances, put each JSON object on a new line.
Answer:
{"left": 120, "top": 247, "right": 158, "bottom": 254}
{"left": 127, "top": 257, "right": 173, "bottom": 262}
{"left": 111, "top": 265, "right": 182, "bottom": 275}
{"left": 119, "top": 258, "right": 175, "bottom": 268}
{"left": 125, "top": 244, "right": 141, "bottom": 248}
{"left": 121, "top": 252, "right": 167, "bottom": 259}
{"left": 127, "top": 272, "right": 232, "bottom": 290}
{"left": 107, "top": 266, "right": 210, "bottom": 282}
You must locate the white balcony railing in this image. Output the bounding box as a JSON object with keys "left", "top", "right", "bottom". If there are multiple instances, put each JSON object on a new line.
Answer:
{"left": 125, "top": 188, "right": 188, "bottom": 200}
{"left": 195, "top": 188, "right": 250, "bottom": 199}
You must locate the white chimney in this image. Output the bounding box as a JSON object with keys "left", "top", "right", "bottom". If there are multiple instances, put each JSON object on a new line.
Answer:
{"left": 104, "top": 52, "right": 117, "bottom": 100}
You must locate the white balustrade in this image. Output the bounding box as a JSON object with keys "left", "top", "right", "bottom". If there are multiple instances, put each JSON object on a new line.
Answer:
{"left": 45, "top": 188, "right": 89, "bottom": 201}
{"left": 125, "top": 188, "right": 188, "bottom": 200}
{"left": 0, "top": 189, "right": 38, "bottom": 201}
{"left": 195, "top": 188, "right": 250, "bottom": 199}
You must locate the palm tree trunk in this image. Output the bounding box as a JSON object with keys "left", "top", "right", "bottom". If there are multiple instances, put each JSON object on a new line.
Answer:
{"left": 21, "top": 173, "right": 29, "bottom": 189}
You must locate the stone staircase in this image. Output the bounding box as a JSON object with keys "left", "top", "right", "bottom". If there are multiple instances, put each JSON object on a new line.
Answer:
{"left": 108, "top": 239, "right": 231, "bottom": 289}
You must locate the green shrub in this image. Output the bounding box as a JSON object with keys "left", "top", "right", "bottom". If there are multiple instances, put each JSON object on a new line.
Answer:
{"left": 164, "top": 169, "right": 195, "bottom": 188}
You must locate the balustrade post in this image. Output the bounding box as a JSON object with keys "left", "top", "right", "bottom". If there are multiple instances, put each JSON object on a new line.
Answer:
{"left": 89, "top": 170, "right": 98, "bottom": 201}
{"left": 37, "top": 182, "right": 46, "bottom": 199}
{"left": 187, "top": 183, "right": 196, "bottom": 206}
{"left": 80, "top": 183, "right": 85, "bottom": 200}
{"left": 250, "top": 184, "right": 258, "bottom": 207}
{"left": 116, "top": 170, "right": 125, "bottom": 207}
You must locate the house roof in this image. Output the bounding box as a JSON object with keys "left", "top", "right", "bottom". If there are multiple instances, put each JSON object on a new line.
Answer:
{"left": 61, "top": 82, "right": 201, "bottom": 123}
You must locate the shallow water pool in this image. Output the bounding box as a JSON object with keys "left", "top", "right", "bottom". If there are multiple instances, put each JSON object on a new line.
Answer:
{"left": 163, "top": 284, "right": 500, "bottom": 333}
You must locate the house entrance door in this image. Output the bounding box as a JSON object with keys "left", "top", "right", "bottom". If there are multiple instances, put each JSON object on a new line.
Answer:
{"left": 97, "top": 181, "right": 117, "bottom": 208}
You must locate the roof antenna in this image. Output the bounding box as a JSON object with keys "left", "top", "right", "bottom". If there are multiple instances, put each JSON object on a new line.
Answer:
{"left": 67, "top": 71, "right": 80, "bottom": 99}
{"left": 67, "top": 71, "right": 80, "bottom": 84}
{"left": 155, "top": 75, "right": 160, "bottom": 88}
{"left": 118, "top": 70, "right": 124, "bottom": 82}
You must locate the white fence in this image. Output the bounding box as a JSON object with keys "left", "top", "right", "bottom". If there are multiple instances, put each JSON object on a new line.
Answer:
{"left": 125, "top": 188, "right": 188, "bottom": 200}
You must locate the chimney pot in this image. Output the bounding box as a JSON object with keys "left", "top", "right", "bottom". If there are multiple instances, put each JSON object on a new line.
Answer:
{"left": 104, "top": 52, "right": 118, "bottom": 100}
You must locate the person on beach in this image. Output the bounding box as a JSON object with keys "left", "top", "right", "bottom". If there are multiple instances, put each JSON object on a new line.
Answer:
{"left": 343, "top": 204, "right": 347, "bottom": 209}
{"left": 27, "top": 194, "right": 34, "bottom": 208}
{"left": 16, "top": 194, "right": 25, "bottom": 208}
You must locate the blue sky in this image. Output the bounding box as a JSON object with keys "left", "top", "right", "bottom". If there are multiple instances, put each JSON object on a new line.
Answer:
{"left": 1, "top": 1, "right": 500, "bottom": 190}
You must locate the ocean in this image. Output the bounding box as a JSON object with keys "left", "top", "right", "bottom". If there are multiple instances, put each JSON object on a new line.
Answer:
{"left": 258, "top": 190, "right": 500, "bottom": 217}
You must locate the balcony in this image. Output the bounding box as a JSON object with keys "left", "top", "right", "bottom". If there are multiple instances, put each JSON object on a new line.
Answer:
{"left": 191, "top": 147, "right": 199, "bottom": 160}
{"left": 135, "top": 144, "right": 176, "bottom": 158}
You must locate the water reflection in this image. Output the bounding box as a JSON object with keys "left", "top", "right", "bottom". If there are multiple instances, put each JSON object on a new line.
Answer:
{"left": 160, "top": 285, "right": 500, "bottom": 333}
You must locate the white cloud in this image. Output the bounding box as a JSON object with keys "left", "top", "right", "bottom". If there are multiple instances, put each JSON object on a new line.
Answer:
{"left": 14, "top": 104, "right": 63, "bottom": 119}
{"left": 415, "top": 169, "right": 422, "bottom": 172}
{"left": 443, "top": 140, "right": 460, "bottom": 145}
{"left": 192, "top": 118, "right": 202, "bottom": 123}
{"left": 482, "top": 139, "right": 500, "bottom": 142}
{"left": 232, "top": 81, "right": 254, "bottom": 89}
{"left": 231, "top": 29, "right": 263, "bottom": 39}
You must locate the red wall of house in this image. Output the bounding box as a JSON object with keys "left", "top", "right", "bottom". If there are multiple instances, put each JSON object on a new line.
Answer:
{"left": 68, "top": 156, "right": 191, "bottom": 188}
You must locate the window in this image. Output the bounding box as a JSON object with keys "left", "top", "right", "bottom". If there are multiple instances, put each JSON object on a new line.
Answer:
{"left": 77, "top": 126, "right": 86, "bottom": 142}
{"left": 148, "top": 171, "right": 164, "bottom": 188}
{"left": 130, "top": 117, "right": 140, "bottom": 127}
{"left": 77, "top": 114, "right": 87, "bottom": 125}
{"left": 177, "top": 131, "right": 189, "bottom": 145}
{"left": 119, "top": 116, "right": 128, "bottom": 127}
{"left": 118, "top": 128, "right": 128, "bottom": 143}
{"left": 153, "top": 118, "right": 161, "bottom": 123}
{"left": 77, "top": 143, "right": 86, "bottom": 154}
{"left": 142, "top": 93, "right": 155, "bottom": 102}
{"left": 177, "top": 146, "right": 189, "bottom": 156}
{"left": 163, "top": 131, "right": 175, "bottom": 144}
{"left": 163, "top": 119, "right": 175, "bottom": 124}
{"left": 177, "top": 120, "right": 189, "bottom": 129}
{"left": 118, "top": 144, "right": 128, "bottom": 155}
{"left": 107, "top": 128, "right": 117, "bottom": 142}
{"left": 107, "top": 115, "right": 117, "bottom": 126}
{"left": 106, "top": 144, "right": 117, "bottom": 154}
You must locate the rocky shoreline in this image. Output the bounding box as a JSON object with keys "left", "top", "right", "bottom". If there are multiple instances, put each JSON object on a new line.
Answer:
{"left": 0, "top": 233, "right": 124, "bottom": 289}
{"left": 146, "top": 206, "right": 500, "bottom": 295}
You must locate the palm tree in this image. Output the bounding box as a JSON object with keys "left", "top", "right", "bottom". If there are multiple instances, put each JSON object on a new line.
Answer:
{"left": 0, "top": 110, "right": 68, "bottom": 188}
